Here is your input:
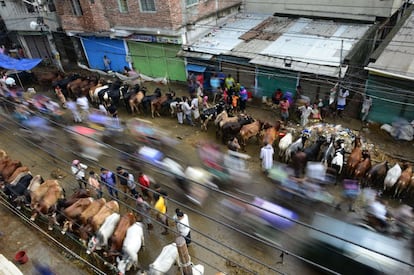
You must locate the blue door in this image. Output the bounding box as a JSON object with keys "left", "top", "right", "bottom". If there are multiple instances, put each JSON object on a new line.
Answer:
{"left": 81, "top": 36, "right": 128, "bottom": 73}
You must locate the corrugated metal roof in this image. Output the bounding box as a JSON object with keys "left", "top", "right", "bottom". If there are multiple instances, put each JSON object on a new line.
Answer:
{"left": 367, "top": 12, "right": 414, "bottom": 79}
{"left": 187, "top": 15, "right": 371, "bottom": 77}
{"left": 190, "top": 14, "right": 269, "bottom": 55}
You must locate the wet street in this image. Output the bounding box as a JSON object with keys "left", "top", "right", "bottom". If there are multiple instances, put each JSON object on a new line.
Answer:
{"left": 0, "top": 80, "right": 413, "bottom": 274}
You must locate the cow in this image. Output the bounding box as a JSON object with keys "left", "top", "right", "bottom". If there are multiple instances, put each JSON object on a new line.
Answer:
{"left": 365, "top": 161, "right": 388, "bottom": 188}
{"left": 116, "top": 222, "right": 145, "bottom": 275}
{"left": 79, "top": 200, "right": 119, "bottom": 246}
{"left": 6, "top": 166, "right": 30, "bottom": 184}
{"left": 61, "top": 197, "right": 94, "bottom": 234}
{"left": 106, "top": 212, "right": 136, "bottom": 261}
{"left": 393, "top": 164, "right": 412, "bottom": 198}
{"left": 384, "top": 163, "right": 402, "bottom": 191}
{"left": 30, "top": 180, "right": 65, "bottom": 230}
{"left": 345, "top": 136, "right": 363, "bottom": 178}
{"left": 78, "top": 198, "right": 107, "bottom": 242}
{"left": 4, "top": 173, "right": 33, "bottom": 208}
{"left": 220, "top": 115, "right": 254, "bottom": 144}
{"left": 278, "top": 132, "right": 293, "bottom": 161}
{"left": 149, "top": 243, "right": 179, "bottom": 275}
{"left": 239, "top": 120, "right": 263, "bottom": 151}
{"left": 29, "top": 179, "right": 60, "bottom": 210}
{"left": 0, "top": 159, "right": 22, "bottom": 182}
{"left": 200, "top": 103, "right": 225, "bottom": 131}
{"left": 354, "top": 150, "right": 371, "bottom": 181}
{"left": 284, "top": 134, "right": 308, "bottom": 163}
{"left": 86, "top": 213, "right": 121, "bottom": 254}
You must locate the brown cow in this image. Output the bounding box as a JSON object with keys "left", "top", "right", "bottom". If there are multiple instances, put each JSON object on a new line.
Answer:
{"left": 31, "top": 181, "right": 64, "bottom": 230}
{"left": 239, "top": 120, "right": 263, "bottom": 151}
{"left": 345, "top": 136, "right": 362, "bottom": 178}
{"left": 0, "top": 159, "right": 22, "bottom": 181}
{"left": 6, "top": 166, "right": 30, "bottom": 184}
{"left": 365, "top": 161, "right": 388, "bottom": 188}
{"left": 78, "top": 198, "right": 107, "bottom": 243}
{"left": 106, "top": 212, "right": 136, "bottom": 261}
{"left": 90, "top": 200, "right": 120, "bottom": 232}
{"left": 61, "top": 197, "right": 94, "bottom": 234}
{"left": 394, "top": 164, "right": 413, "bottom": 198}
{"left": 354, "top": 150, "right": 371, "bottom": 180}
{"left": 30, "top": 179, "right": 59, "bottom": 209}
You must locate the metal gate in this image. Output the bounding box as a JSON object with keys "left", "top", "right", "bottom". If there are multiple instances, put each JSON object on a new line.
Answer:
{"left": 23, "top": 34, "right": 53, "bottom": 60}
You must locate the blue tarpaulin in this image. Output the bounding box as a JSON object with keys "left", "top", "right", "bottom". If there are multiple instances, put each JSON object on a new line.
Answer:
{"left": 186, "top": 64, "right": 207, "bottom": 73}
{"left": 0, "top": 53, "right": 42, "bottom": 71}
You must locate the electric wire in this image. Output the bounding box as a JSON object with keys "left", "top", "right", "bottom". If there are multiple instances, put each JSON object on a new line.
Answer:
{"left": 1, "top": 95, "right": 412, "bottom": 274}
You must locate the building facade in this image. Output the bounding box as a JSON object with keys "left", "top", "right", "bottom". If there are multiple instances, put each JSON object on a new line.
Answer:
{"left": 56, "top": 0, "right": 241, "bottom": 80}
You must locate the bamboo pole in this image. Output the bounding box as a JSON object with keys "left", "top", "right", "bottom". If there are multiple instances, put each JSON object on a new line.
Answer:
{"left": 176, "top": 236, "right": 192, "bottom": 275}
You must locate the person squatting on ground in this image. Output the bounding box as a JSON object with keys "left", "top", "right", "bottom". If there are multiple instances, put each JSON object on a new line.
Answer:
{"left": 154, "top": 192, "right": 169, "bottom": 235}
{"left": 260, "top": 143, "right": 274, "bottom": 174}
{"left": 136, "top": 193, "right": 153, "bottom": 231}
{"left": 71, "top": 159, "right": 87, "bottom": 189}
{"left": 361, "top": 95, "right": 372, "bottom": 122}
{"left": 174, "top": 208, "right": 191, "bottom": 245}
{"left": 100, "top": 167, "right": 119, "bottom": 199}
{"left": 88, "top": 170, "right": 102, "bottom": 198}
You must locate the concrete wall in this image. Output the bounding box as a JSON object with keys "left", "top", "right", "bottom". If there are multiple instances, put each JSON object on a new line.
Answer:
{"left": 244, "top": 0, "right": 405, "bottom": 22}
{"left": 0, "top": 0, "right": 60, "bottom": 31}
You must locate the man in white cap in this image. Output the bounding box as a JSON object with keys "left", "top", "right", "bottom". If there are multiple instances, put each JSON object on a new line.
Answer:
{"left": 71, "top": 159, "right": 88, "bottom": 189}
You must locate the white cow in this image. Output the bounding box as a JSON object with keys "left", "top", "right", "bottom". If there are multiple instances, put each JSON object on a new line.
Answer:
{"left": 149, "top": 243, "right": 179, "bottom": 275}
{"left": 384, "top": 163, "right": 402, "bottom": 191}
{"left": 87, "top": 212, "right": 120, "bottom": 254}
{"left": 117, "top": 222, "right": 145, "bottom": 275}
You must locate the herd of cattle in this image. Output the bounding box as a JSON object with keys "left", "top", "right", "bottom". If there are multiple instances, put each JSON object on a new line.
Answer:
{"left": 0, "top": 149, "right": 205, "bottom": 275}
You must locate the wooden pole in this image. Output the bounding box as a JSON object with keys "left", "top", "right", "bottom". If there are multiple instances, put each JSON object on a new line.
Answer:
{"left": 176, "top": 236, "right": 192, "bottom": 275}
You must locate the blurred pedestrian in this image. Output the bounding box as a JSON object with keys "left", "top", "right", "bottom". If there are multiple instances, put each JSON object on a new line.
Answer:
{"left": 210, "top": 73, "right": 220, "bottom": 100}
{"left": 260, "top": 143, "right": 274, "bottom": 174}
{"left": 100, "top": 167, "right": 119, "bottom": 199}
{"left": 361, "top": 95, "right": 372, "bottom": 122}
{"left": 66, "top": 99, "right": 81, "bottom": 123}
{"left": 76, "top": 93, "right": 90, "bottom": 121}
{"left": 154, "top": 193, "right": 169, "bottom": 235}
{"left": 173, "top": 208, "right": 191, "bottom": 245}
{"left": 335, "top": 179, "right": 359, "bottom": 212}
{"left": 136, "top": 193, "right": 153, "bottom": 230}
{"left": 88, "top": 170, "right": 102, "bottom": 198}
{"left": 138, "top": 171, "right": 151, "bottom": 201}
{"left": 71, "top": 159, "right": 87, "bottom": 189}
{"left": 116, "top": 166, "right": 130, "bottom": 199}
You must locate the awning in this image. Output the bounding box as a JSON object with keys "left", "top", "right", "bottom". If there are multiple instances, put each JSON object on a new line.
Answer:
{"left": 186, "top": 64, "right": 207, "bottom": 73}
{"left": 177, "top": 50, "right": 213, "bottom": 60}
{"left": 0, "top": 53, "right": 42, "bottom": 71}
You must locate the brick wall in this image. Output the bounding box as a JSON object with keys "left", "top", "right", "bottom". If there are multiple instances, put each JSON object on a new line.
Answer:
{"left": 56, "top": 0, "right": 241, "bottom": 33}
